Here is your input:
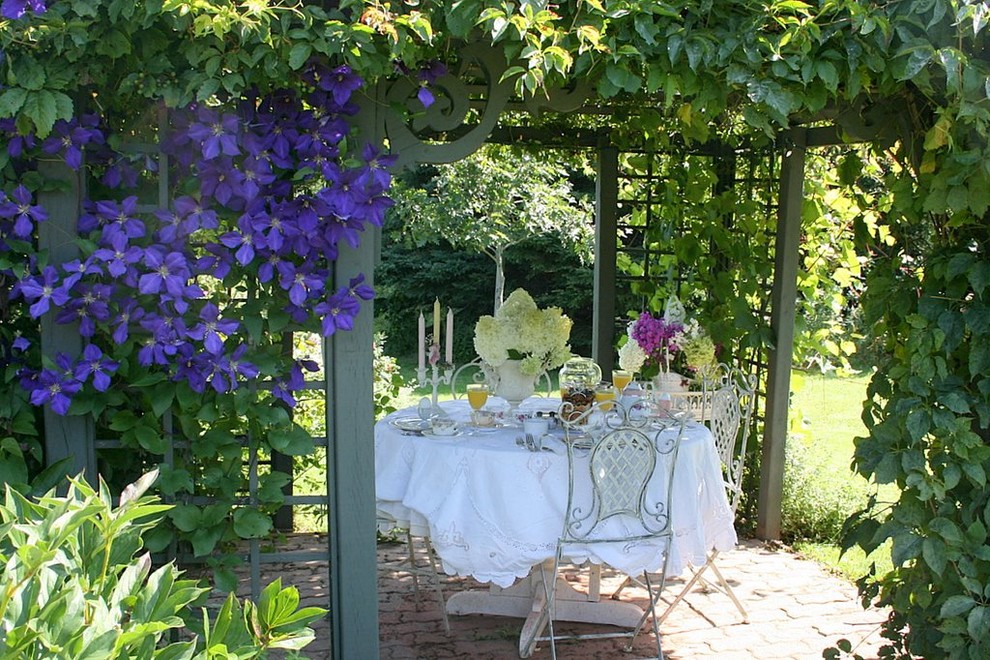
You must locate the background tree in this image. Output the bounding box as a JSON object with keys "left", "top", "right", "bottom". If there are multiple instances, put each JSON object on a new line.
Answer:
{"left": 391, "top": 144, "right": 593, "bottom": 311}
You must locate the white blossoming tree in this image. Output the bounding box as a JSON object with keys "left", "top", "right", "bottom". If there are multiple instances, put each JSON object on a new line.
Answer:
{"left": 391, "top": 144, "right": 593, "bottom": 311}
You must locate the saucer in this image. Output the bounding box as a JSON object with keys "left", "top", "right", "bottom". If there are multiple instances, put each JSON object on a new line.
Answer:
{"left": 391, "top": 417, "right": 430, "bottom": 433}
{"left": 422, "top": 429, "right": 463, "bottom": 438}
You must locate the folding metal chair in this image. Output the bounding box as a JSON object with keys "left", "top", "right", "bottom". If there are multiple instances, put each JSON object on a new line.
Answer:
{"left": 376, "top": 513, "right": 451, "bottom": 634}
{"left": 654, "top": 362, "right": 756, "bottom": 625}
{"left": 534, "top": 400, "right": 688, "bottom": 659}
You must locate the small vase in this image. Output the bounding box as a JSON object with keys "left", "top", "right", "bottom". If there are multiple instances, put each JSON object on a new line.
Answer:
{"left": 653, "top": 371, "right": 688, "bottom": 394}
{"left": 494, "top": 359, "right": 538, "bottom": 407}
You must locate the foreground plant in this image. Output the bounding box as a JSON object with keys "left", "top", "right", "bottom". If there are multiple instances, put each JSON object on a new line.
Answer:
{"left": 0, "top": 470, "right": 325, "bottom": 658}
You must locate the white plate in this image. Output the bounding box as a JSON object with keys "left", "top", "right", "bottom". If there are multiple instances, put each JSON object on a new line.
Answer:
{"left": 391, "top": 417, "right": 430, "bottom": 433}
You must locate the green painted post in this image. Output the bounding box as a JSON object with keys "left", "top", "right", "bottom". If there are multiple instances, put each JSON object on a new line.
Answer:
{"left": 37, "top": 160, "right": 97, "bottom": 479}
{"left": 757, "top": 129, "right": 806, "bottom": 540}
{"left": 324, "top": 228, "right": 380, "bottom": 658}
{"left": 593, "top": 142, "right": 619, "bottom": 373}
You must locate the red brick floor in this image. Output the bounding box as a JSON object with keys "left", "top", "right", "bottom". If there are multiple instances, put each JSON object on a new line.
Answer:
{"left": 377, "top": 538, "right": 888, "bottom": 660}
{"left": 247, "top": 535, "right": 888, "bottom": 659}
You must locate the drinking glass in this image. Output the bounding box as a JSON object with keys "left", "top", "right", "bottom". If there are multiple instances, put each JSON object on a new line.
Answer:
{"left": 612, "top": 369, "right": 633, "bottom": 392}
{"left": 594, "top": 384, "right": 617, "bottom": 411}
{"left": 466, "top": 383, "right": 490, "bottom": 411}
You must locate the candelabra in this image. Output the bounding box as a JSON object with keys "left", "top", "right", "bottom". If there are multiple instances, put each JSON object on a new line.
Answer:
{"left": 416, "top": 358, "right": 454, "bottom": 419}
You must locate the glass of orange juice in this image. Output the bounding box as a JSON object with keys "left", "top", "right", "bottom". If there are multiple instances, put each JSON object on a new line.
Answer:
{"left": 612, "top": 369, "right": 633, "bottom": 393}
{"left": 594, "top": 384, "right": 617, "bottom": 411}
{"left": 466, "top": 383, "right": 490, "bottom": 411}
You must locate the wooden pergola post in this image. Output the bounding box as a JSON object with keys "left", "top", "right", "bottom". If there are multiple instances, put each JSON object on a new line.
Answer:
{"left": 757, "top": 128, "right": 807, "bottom": 539}
{"left": 37, "top": 160, "right": 97, "bottom": 481}
{"left": 593, "top": 141, "right": 619, "bottom": 373}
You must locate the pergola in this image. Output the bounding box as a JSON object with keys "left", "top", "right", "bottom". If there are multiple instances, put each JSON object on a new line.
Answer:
{"left": 32, "top": 42, "right": 895, "bottom": 659}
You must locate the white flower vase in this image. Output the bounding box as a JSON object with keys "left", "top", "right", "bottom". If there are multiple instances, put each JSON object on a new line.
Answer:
{"left": 494, "top": 359, "right": 538, "bottom": 407}
{"left": 653, "top": 371, "right": 688, "bottom": 394}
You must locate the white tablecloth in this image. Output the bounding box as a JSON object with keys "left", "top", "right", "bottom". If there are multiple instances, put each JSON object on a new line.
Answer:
{"left": 375, "top": 398, "right": 737, "bottom": 588}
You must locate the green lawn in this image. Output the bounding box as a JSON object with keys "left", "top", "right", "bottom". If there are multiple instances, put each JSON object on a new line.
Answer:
{"left": 787, "top": 370, "right": 895, "bottom": 582}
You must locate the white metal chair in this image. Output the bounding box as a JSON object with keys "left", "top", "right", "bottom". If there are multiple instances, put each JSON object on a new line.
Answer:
{"left": 376, "top": 513, "right": 451, "bottom": 634}
{"left": 654, "top": 362, "right": 756, "bottom": 625}
{"left": 534, "top": 400, "right": 688, "bottom": 659}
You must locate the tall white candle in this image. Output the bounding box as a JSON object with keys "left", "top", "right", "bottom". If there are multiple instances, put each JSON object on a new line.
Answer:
{"left": 445, "top": 308, "right": 454, "bottom": 363}
{"left": 417, "top": 312, "right": 426, "bottom": 371}
{"left": 433, "top": 298, "right": 441, "bottom": 344}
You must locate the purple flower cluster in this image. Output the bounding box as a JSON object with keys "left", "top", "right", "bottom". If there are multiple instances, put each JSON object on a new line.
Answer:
{"left": 3, "top": 61, "right": 391, "bottom": 414}
{"left": 630, "top": 312, "right": 683, "bottom": 367}
{"left": 23, "top": 345, "right": 119, "bottom": 415}
{"left": 1, "top": 0, "right": 45, "bottom": 20}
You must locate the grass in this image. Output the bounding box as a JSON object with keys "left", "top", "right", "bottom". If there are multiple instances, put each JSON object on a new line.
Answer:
{"left": 787, "top": 370, "right": 895, "bottom": 582}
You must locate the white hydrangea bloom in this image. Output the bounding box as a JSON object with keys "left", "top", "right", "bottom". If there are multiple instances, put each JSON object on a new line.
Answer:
{"left": 618, "top": 338, "right": 647, "bottom": 373}
{"left": 473, "top": 288, "right": 572, "bottom": 374}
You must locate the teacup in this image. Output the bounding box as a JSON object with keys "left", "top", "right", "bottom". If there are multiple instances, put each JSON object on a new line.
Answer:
{"left": 471, "top": 409, "right": 496, "bottom": 427}
{"left": 430, "top": 416, "right": 458, "bottom": 436}
{"left": 522, "top": 416, "right": 549, "bottom": 438}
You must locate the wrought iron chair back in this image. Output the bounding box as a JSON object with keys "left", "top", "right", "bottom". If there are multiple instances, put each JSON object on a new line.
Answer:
{"left": 701, "top": 363, "right": 757, "bottom": 515}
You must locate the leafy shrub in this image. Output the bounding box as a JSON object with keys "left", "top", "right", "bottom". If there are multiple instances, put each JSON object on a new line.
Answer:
{"left": 781, "top": 438, "right": 867, "bottom": 543}
{"left": 0, "top": 470, "right": 325, "bottom": 658}
{"left": 373, "top": 333, "right": 405, "bottom": 419}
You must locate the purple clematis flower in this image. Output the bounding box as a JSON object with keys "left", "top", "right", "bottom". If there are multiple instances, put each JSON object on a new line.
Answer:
{"left": 351, "top": 188, "right": 394, "bottom": 227}
{"left": 29, "top": 353, "right": 81, "bottom": 415}
{"left": 18, "top": 266, "right": 69, "bottom": 317}
{"left": 1, "top": 117, "right": 36, "bottom": 158}
{"left": 315, "top": 288, "right": 361, "bottom": 336}
{"left": 187, "top": 302, "right": 239, "bottom": 355}
{"left": 358, "top": 143, "right": 398, "bottom": 191}
{"left": 271, "top": 360, "right": 314, "bottom": 408}
{"left": 73, "top": 344, "right": 119, "bottom": 392}
{"left": 95, "top": 196, "right": 146, "bottom": 244}
{"left": 55, "top": 283, "right": 112, "bottom": 337}
{"left": 218, "top": 228, "right": 256, "bottom": 266}
{"left": 1, "top": 0, "right": 47, "bottom": 20}
{"left": 326, "top": 65, "right": 364, "bottom": 107}
{"left": 0, "top": 185, "right": 48, "bottom": 238}
{"left": 347, "top": 274, "right": 376, "bottom": 301}
{"left": 198, "top": 156, "right": 246, "bottom": 208}
{"left": 186, "top": 107, "right": 241, "bottom": 160}
{"left": 173, "top": 343, "right": 209, "bottom": 393}
{"left": 101, "top": 159, "right": 140, "bottom": 190}
{"left": 41, "top": 116, "right": 104, "bottom": 170}
{"left": 139, "top": 247, "right": 191, "bottom": 298}
{"left": 276, "top": 261, "right": 326, "bottom": 306}
{"left": 110, "top": 297, "right": 145, "bottom": 345}
{"left": 173, "top": 195, "right": 219, "bottom": 232}
{"left": 60, "top": 257, "right": 103, "bottom": 290}
{"left": 92, "top": 233, "right": 143, "bottom": 280}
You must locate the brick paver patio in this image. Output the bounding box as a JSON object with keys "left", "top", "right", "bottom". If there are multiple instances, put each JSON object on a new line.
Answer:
{"left": 252, "top": 535, "right": 889, "bottom": 659}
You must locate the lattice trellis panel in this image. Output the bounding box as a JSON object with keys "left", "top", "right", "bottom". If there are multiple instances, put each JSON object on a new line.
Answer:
{"left": 611, "top": 140, "right": 781, "bottom": 434}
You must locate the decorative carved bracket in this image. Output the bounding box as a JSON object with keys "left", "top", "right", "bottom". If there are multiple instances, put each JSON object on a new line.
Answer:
{"left": 381, "top": 42, "right": 591, "bottom": 170}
